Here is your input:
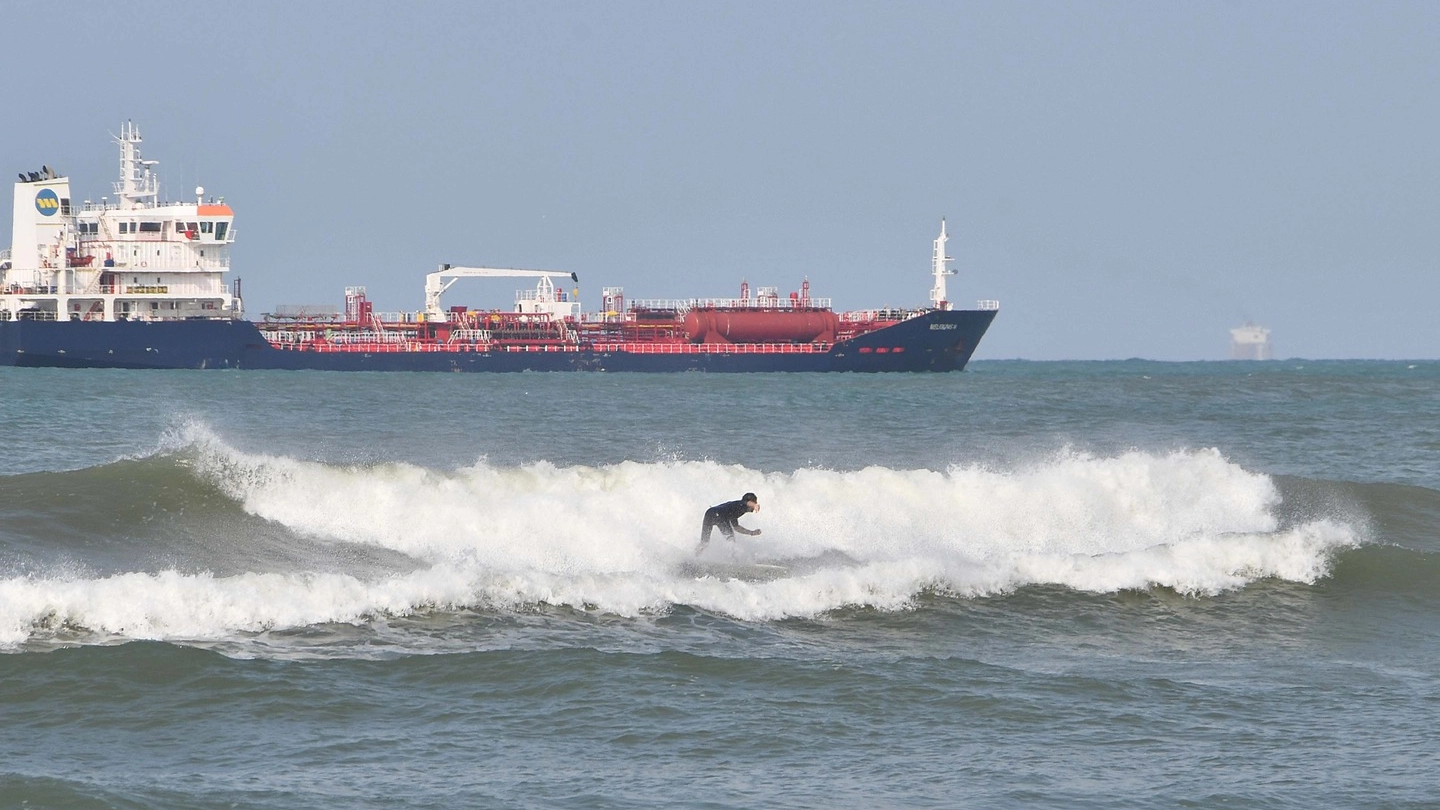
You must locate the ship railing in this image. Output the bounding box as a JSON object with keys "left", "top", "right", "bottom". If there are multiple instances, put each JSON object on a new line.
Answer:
{"left": 4, "top": 285, "right": 61, "bottom": 295}
{"left": 373, "top": 311, "right": 426, "bottom": 324}
{"left": 273, "top": 305, "right": 342, "bottom": 319}
{"left": 262, "top": 340, "right": 833, "bottom": 355}
{"left": 579, "top": 311, "right": 637, "bottom": 324}
{"left": 326, "top": 330, "right": 409, "bottom": 344}
{"left": 74, "top": 234, "right": 227, "bottom": 246}
{"left": 585, "top": 342, "right": 829, "bottom": 354}
{"left": 447, "top": 329, "right": 493, "bottom": 343}
{"left": 116, "top": 282, "right": 224, "bottom": 296}
{"left": 73, "top": 199, "right": 228, "bottom": 211}
{"left": 281, "top": 341, "right": 491, "bottom": 353}
{"left": 13, "top": 309, "right": 59, "bottom": 321}
{"left": 627, "top": 297, "right": 833, "bottom": 312}
{"left": 260, "top": 330, "right": 309, "bottom": 344}
{"left": 264, "top": 313, "right": 344, "bottom": 324}
{"left": 840, "top": 308, "right": 914, "bottom": 322}
{"left": 516, "top": 290, "right": 575, "bottom": 302}
{"left": 84, "top": 259, "right": 231, "bottom": 273}
{"left": 5, "top": 281, "right": 229, "bottom": 297}
{"left": 111, "top": 282, "right": 228, "bottom": 296}
{"left": 975, "top": 299, "right": 1001, "bottom": 310}
{"left": 72, "top": 242, "right": 232, "bottom": 267}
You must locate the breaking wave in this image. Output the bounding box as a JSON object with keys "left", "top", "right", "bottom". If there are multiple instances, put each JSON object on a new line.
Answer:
{"left": 0, "top": 423, "right": 1368, "bottom": 647}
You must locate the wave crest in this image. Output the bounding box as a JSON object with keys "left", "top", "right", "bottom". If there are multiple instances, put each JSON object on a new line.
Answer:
{"left": 0, "top": 430, "right": 1363, "bottom": 647}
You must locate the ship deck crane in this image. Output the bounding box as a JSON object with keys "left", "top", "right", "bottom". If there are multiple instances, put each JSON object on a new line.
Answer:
{"left": 424, "top": 264, "right": 579, "bottom": 322}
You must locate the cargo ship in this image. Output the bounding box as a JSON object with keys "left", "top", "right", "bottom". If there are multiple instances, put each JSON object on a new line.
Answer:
{"left": 2, "top": 124, "right": 998, "bottom": 372}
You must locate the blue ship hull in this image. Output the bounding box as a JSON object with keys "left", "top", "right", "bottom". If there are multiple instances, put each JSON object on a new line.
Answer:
{"left": 1, "top": 309, "right": 996, "bottom": 372}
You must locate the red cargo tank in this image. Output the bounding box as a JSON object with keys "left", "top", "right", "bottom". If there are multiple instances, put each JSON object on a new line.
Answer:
{"left": 683, "top": 308, "right": 840, "bottom": 344}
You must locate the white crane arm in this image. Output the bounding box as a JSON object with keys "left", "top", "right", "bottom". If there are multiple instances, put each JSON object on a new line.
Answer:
{"left": 425, "top": 264, "right": 579, "bottom": 319}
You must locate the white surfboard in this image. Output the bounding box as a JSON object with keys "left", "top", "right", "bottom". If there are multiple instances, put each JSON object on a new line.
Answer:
{"left": 679, "top": 560, "right": 791, "bottom": 582}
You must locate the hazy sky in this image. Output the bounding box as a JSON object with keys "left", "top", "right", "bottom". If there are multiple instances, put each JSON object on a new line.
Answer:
{"left": 4, "top": 1, "right": 1437, "bottom": 359}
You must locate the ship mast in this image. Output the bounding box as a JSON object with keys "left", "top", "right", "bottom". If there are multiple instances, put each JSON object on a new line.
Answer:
{"left": 114, "top": 121, "right": 158, "bottom": 210}
{"left": 929, "top": 218, "right": 956, "bottom": 310}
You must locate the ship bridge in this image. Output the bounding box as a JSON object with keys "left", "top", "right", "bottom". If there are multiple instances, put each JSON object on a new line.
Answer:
{"left": 1, "top": 122, "right": 241, "bottom": 323}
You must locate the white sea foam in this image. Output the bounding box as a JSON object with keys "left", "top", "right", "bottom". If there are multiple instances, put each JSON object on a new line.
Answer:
{"left": 0, "top": 427, "right": 1362, "bottom": 646}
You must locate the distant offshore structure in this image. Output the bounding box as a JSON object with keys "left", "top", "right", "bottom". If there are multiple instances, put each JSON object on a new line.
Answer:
{"left": 1230, "top": 323, "right": 1273, "bottom": 360}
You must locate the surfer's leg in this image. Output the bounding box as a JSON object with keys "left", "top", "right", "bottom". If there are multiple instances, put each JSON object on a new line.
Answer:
{"left": 697, "top": 510, "right": 719, "bottom": 553}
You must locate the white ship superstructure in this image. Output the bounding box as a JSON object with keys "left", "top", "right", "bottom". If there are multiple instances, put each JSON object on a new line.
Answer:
{"left": 1, "top": 122, "right": 241, "bottom": 322}
{"left": 1230, "top": 323, "right": 1273, "bottom": 360}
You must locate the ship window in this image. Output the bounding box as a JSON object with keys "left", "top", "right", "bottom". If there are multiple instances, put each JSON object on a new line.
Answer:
{"left": 61, "top": 198, "right": 71, "bottom": 215}
{"left": 200, "top": 221, "right": 213, "bottom": 234}
{"left": 119, "top": 222, "right": 129, "bottom": 234}
{"left": 215, "top": 222, "right": 229, "bottom": 240}
{"left": 139, "top": 222, "right": 162, "bottom": 233}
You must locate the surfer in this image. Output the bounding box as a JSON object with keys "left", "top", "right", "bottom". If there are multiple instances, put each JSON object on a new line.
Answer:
{"left": 697, "top": 492, "right": 761, "bottom": 553}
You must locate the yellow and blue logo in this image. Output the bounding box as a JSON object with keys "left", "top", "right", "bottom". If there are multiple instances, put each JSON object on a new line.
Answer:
{"left": 35, "top": 188, "right": 60, "bottom": 217}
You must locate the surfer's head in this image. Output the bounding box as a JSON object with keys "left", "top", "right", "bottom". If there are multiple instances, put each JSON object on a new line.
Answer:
{"left": 743, "top": 492, "right": 758, "bottom": 512}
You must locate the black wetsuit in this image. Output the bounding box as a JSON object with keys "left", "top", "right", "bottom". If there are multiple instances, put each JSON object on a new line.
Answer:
{"left": 699, "top": 499, "right": 757, "bottom": 547}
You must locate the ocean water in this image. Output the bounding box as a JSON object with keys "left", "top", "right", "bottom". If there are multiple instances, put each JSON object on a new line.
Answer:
{"left": 2, "top": 361, "right": 1438, "bottom": 809}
